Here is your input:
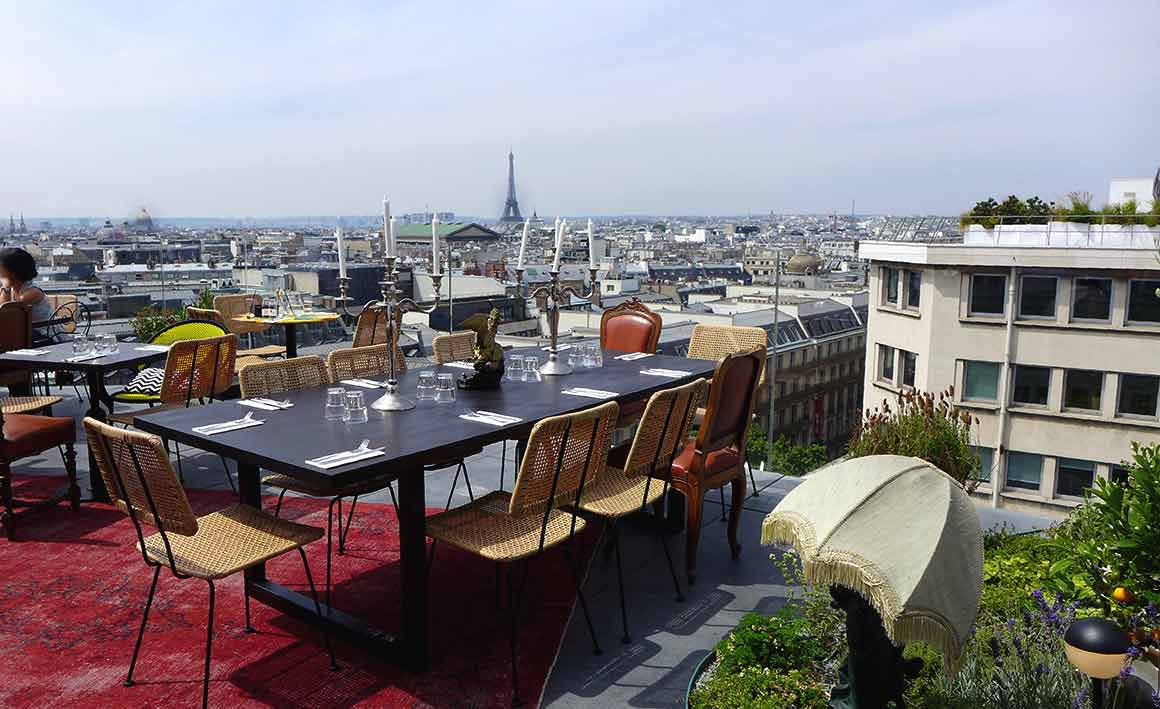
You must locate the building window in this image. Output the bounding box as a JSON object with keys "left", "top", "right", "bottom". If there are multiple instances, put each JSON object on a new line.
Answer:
{"left": 883, "top": 267, "right": 899, "bottom": 304}
{"left": 969, "top": 274, "right": 1007, "bottom": 316}
{"left": 1012, "top": 365, "right": 1050, "bottom": 406}
{"left": 901, "top": 351, "right": 917, "bottom": 388}
{"left": 1111, "top": 465, "right": 1130, "bottom": 485}
{"left": 971, "top": 446, "right": 994, "bottom": 483}
{"left": 1127, "top": 279, "right": 1160, "bottom": 323}
{"left": 1118, "top": 374, "right": 1160, "bottom": 417}
{"left": 1006, "top": 452, "right": 1042, "bottom": 491}
{"left": 1018, "top": 276, "right": 1057, "bottom": 318}
{"left": 1063, "top": 370, "right": 1103, "bottom": 411}
{"left": 1072, "top": 277, "right": 1112, "bottom": 320}
{"left": 1057, "top": 458, "right": 1096, "bottom": 498}
{"left": 963, "top": 361, "right": 1001, "bottom": 402}
{"left": 906, "top": 271, "right": 921, "bottom": 309}
{"left": 878, "top": 344, "right": 895, "bottom": 383}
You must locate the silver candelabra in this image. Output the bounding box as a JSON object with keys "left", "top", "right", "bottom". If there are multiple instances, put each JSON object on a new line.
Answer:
{"left": 515, "top": 266, "right": 600, "bottom": 376}
{"left": 368, "top": 256, "right": 443, "bottom": 411}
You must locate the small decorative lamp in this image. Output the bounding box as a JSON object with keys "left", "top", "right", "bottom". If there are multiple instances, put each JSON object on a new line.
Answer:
{"left": 1064, "top": 618, "right": 1130, "bottom": 709}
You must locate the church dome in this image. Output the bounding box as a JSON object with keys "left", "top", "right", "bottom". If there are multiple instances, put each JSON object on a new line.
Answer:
{"left": 786, "top": 250, "right": 824, "bottom": 275}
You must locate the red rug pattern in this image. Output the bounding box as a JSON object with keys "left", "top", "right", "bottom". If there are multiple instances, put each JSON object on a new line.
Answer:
{"left": 0, "top": 477, "right": 594, "bottom": 707}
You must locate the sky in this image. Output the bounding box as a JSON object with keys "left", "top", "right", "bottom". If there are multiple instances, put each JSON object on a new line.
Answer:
{"left": 2, "top": 0, "right": 1158, "bottom": 219}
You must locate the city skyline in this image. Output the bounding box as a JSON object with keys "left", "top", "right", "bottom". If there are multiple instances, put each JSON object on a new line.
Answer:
{"left": 2, "top": 0, "right": 1157, "bottom": 218}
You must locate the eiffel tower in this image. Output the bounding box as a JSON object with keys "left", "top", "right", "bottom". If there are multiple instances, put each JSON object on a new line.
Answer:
{"left": 499, "top": 150, "right": 523, "bottom": 223}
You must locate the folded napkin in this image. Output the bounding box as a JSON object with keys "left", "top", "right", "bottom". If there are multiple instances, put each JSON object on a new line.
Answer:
{"left": 66, "top": 352, "right": 106, "bottom": 363}
{"left": 6, "top": 348, "right": 49, "bottom": 356}
{"left": 442, "top": 361, "right": 476, "bottom": 370}
{"left": 193, "top": 417, "right": 264, "bottom": 436}
{"left": 305, "top": 448, "right": 386, "bottom": 469}
{"left": 640, "top": 368, "right": 692, "bottom": 378}
{"left": 340, "top": 378, "right": 385, "bottom": 389}
{"left": 238, "top": 399, "right": 280, "bottom": 411}
{"left": 562, "top": 387, "right": 618, "bottom": 399}
{"left": 615, "top": 352, "right": 653, "bottom": 361}
{"left": 135, "top": 345, "right": 170, "bottom": 353}
{"left": 459, "top": 411, "right": 523, "bottom": 426}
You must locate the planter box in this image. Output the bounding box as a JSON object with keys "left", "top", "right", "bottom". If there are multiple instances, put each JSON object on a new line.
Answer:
{"left": 964, "top": 222, "right": 1160, "bottom": 249}
{"left": 685, "top": 651, "right": 716, "bottom": 708}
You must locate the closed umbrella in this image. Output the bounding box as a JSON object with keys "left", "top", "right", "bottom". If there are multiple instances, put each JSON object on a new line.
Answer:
{"left": 761, "top": 454, "right": 983, "bottom": 673}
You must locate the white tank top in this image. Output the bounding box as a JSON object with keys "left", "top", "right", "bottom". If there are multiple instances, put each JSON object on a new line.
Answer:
{"left": 19, "top": 282, "right": 55, "bottom": 322}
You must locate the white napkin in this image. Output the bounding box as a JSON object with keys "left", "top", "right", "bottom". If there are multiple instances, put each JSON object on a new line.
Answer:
{"left": 66, "top": 352, "right": 106, "bottom": 363}
{"left": 306, "top": 448, "right": 386, "bottom": 469}
{"left": 459, "top": 411, "right": 523, "bottom": 426}
{"left": 6, "top": 349, "right": 49, "bottom": 356}
{"left": 135, "top": 345, "right": 170, "bottom": 353}
{"left": 640, "top": 368, "right": 692, "bottom": 378}
{"left": 442, "top": 361, "right": 476, "bottom": 370}
{"left": 562, "top": 387, "right": 618, "bottom": 399}
{"left": 238, "top": 399, "right": 280, "bottom": 411}
{"left": 615, "top": 352, "right": 653, "bottom": 361}
{"left": 193, "top": 418, "right": 264, "bottom": 435}
{"left": 340, "top": 379, "right": 385, "bottom": 389}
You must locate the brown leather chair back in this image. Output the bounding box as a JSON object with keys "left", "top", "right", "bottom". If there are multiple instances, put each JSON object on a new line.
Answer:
{"left": 0, "top": 303, "right": 33, "bottom": 389}
{"left": 599, "top": 299, "right": 662, "bottom": 354}
{"left": 697, "top": 347, "right": 765, "bottom": 455}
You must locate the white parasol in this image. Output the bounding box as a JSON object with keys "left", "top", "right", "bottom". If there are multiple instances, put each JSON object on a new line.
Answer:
{"left": 762, "top": 454, "right": 983, "bottom": 672}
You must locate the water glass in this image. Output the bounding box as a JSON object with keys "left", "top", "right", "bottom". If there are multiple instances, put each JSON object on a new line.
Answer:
{"left": 434, "top": 373, "right": 456, "bottom": 403}
{"left": 324, "top": 387, "right": 346, "bottom": 421}
{"left": 523, "top": 355, "right": 542, "bottom": 382}
{"left": 100, "top": 333, "right": 119, "bottom": 354}
{"left": 416, "top": 371, "right": 437, "bottom": 400}
{"left": 505, "top": 355, "right": 525, "bottom": 381}
{"left": 586, "top": 342, "right": 603, "bottom": 368}
{"left": 71, "top": 334, "right": 90, "bottom": 355}
{"left": 343, "top": 390, "right": 368, "bottom": 424}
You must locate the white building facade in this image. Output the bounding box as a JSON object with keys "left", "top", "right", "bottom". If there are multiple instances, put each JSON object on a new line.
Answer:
{"left": 860, "top": 226, "right": 1160, "bottom": 516}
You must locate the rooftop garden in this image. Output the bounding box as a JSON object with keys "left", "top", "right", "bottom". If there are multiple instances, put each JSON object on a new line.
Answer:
{"left": 961, "top": 192, "right": 1160, "bottom": 229}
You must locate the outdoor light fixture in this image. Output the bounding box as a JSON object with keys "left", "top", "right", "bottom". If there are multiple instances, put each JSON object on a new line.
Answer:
{"left": 1064, "top": 618, "right": 1130, "bottom": 709}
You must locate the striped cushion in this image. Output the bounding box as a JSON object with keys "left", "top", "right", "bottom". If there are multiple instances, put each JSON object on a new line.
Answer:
{"left": 122, "top": 367, "right": 164, "bottom": 396}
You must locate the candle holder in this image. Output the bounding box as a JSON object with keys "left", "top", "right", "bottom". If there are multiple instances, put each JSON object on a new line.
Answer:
{"left": 368, "top": 256, "right": 444, "bottom": 411}
{"left": 335, "top": 275, "right": 357, "bottom": 324}
{"left": 515, "top": 265, "right": 600, "bottom": 376}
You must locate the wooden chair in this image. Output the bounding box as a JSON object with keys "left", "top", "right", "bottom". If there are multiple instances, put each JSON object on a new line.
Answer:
{"left": 0, "top": 303, "right": 34, "bottom": 396}
{"left": 186, "top": 306, "right": 283, "bottom": 367}
{"left": 82, "top": 418, "right": 335, "bottom": 708}
{"left": 686, "top": 323, "right": 770, "bottom": 500}
{"left": 432, "top": 331, "right": 475, "bottom": 364}
{"left": 0, "top": 402, "right": 78, "bottom": 540}
{"left": 574, "top": 378, "right": 706, "bottom": 642}
{"left": 426, "top": 401, "right": 618, "bottom": 706}
{"left": 111, "top": 333, "right": 239, "bottom": 491}
{"left": 599, "top": 298, "right": 662, "bottom": 355}
{"left": 211, "top": 293, "right": 287, "bottom": 359}
{"left": 669, "top": 347, "right": 765, "bottom": 584}
{"left": 241, "top": 356, "right": 397, "bottom": 607}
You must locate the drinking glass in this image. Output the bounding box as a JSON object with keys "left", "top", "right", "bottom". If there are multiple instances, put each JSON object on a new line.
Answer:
{"left": 324, "top": 387, "right": 346, "bottom": 421}
{"left": 434, "top": 373, "right": 456, "bottom": 403}
{"left": 301, "top": 296, "right": 314, "bottom": 313}
{"left": 587, "top": 342, "right": 603, "bottom": 368}
{"left": 416, "top": 371, "right": 437, "bottom": 400}
{"left": 523, "top": 355, "right": 542, "bottom": 382}
{"left": 343, "top": 390, "right": 368, "bottom": 424}
{"left": 72, "top": 334, "right": 90, "bottom": 355}
{"left": 505, "top": 355, "right": 525, "bottom": 381}
{"left": 101, "top": 333, "right": 119, "bottom": 354}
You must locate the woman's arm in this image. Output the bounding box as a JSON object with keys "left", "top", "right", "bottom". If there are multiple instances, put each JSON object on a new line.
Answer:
{"left": 0, "top": 286, "right": 11, "bottom": 303}
{"left": 13, "top": 286, "right": 45, "bottom": 307}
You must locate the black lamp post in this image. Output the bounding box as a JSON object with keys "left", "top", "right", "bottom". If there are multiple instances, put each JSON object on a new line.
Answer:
{"left": 1064, "top": 618, "right": 1130, "bottom": 709}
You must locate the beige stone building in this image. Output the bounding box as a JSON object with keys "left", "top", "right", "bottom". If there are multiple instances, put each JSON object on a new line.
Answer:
{"left": 860, "top": 225, "right": 1160, "bottom": 516}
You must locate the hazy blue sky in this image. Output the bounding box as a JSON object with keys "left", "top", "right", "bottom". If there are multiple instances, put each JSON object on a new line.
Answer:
{"left": 2, "top": 1, "right": 1157, "bottom": 218}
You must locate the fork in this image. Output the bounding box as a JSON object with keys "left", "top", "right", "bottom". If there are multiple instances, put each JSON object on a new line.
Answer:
{"left": 313, "top": 439, "right": 375, "bottom": 464}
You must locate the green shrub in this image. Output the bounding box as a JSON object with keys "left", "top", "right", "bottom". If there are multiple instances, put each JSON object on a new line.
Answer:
{"left": 714, "top": 607, "right": 827, "bottom": 677}
{"left": 978, "top": 526, "right": 1057, "bottom": 623}
{"left": 690, "top": 667, "right": 829, "bottom": 709}
{"left": 746, "top": 429, "right": 828, "bottom": 476}
{"left": 130, "top": 306, "right": 182, "bottom": 342}
{"left": 847, "top": 388, "right": 980, "bottom": 493}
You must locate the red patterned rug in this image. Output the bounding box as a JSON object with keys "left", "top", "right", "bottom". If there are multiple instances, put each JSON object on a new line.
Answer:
{"left": 0, "top": 476, "right": 596, "bottom": 707}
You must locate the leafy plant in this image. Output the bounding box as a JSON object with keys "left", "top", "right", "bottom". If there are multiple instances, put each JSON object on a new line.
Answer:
{"left": 190, "top": 286, "right": 215, "bottom": 312}
{"left": 847, "top": 388, "right": 981, "bottom": 493}
{"left": 130, "top": 306, "right": 182, "bottom": 342}
{"left": 747, "top": 428, "right": 828, "bottom": 475}
{"left": 979, "top": 526, "right": 1057, "bottom": 623}
{"left": 1060, "top": 191, "right": 1096, "bottom": 224}
{"left": 714, "top": 607, "right": 827, "bottom": 676}
{"left": 690, "top": 667, "right": 829, "bottom": 709}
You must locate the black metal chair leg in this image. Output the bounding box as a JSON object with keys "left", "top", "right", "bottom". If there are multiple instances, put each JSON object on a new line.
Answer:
{"left": 499, "top": 440, "right": 507, "bottom": 492}
{"left": 124, "top": 565, "right": 161, "bottom": 687}
{"left": 443, "top": 464, "right": 463, "bottom": 511}
{"left": 339, "top": 495, "right": 359, "bottom": 555}
{"left": 462, "top": 462, "right": 475, "bottom": 502}
{"left": 747, "top": 461, "right": 759, "bottom": 498}
{"left": 201, "top": 579, "right": 215, "bottom": 709}
{"left": 218, "top": 454, "right": 237, "bottom": 494}
{"left": 611, "top": 521, "right": 631, "bottom": 644}
{"left": 336, "top": 497, "right": 345, "bottom": 555}
{"left": 386, "top": 483, "right": 399, "bottom": 515}
{"left": 718, "top": 487, "right": 726, "bottom": 522}
{"left": 659, "top": 527, "right": 685, "bottom": 602}
{"left": 243, "top": 579, "right": 255, "bottom": 633}
{"left": 163, "top": 437, "right": 185, "bottom": 485}
{"left": 507, "top": 563, "right": 523, "bottom": 707}
{"left": 273, "top": 488, "right": 288, "bottom": 518}
{"left": 563, "top": 542, "right": 602, "bottom": 656}
{"left": 325, "top": 498, "right": 337, "bottom": 610}
{"left": 297, "top": 548, "right": 339, "bottom": 671}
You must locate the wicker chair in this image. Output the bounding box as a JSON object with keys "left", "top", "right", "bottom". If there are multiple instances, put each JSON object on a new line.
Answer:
{"left": 82, "top": 418, "right": 335, "bottom": 708}
{"left": 1, "top": 402, "right": 78, "bottom": 540}
{"left": 186, "top": 306, "right": 284, "bottom": 366}
{"left": 426, "top": 401, "right": 618, "bottom": 705}
{"left": 211, "top": 294, "right": 287, "bottom": 358}
{"left": 599, "top": 298, "right": 662, "bottom": 355}
{"left": 241, "top": 355, "right": 397, "bottom": 607}
{"left": 669, "top": 348, "right": 764, "bottom": 584}
{"left": 687, "top": 323, "right": 769, "bottom": 501}
{"left": 0, "top": 394, "right": 62, "bottom": 415}
{"left": 432, "top": 331, "right": 475, "bottom": 364}
{"left": 573, "top": 378, "right": 706, "bottom": 642}
{"left": 110, "top": 333, "right": 239, "bottom": 491}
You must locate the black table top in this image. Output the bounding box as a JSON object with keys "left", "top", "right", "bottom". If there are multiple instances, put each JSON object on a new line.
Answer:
{"left": 133, "top": 352, "right": 717, "bottom": 488}
{"left": 0, "top": 341, "right": 169, "bottom": 372}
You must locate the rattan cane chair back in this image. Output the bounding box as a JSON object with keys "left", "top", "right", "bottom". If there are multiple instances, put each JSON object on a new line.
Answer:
{"left": 158, "top": 334, "right": 237, "bottom": 405}
{"left": 326, "top": 344, "right": 399, "bottom": 382}
{"left": 509, "top": 401, "right": 619, "bottom": 516}
{"left": 185, "top": 306, "right": 227, "bottom": 329}
{"left": 432, "top": 331, "right": 475, "bottom": 364}
{"left": 239, "top": 355, "right": 328, "bottom": 398}
{"left": 687, "top": 324, "right": 769, "bottom": 385}
{"left": 621, "top": 379, "right": 707, "bottom": 479}
{"left": 84, "top": 418, "right": 198, "bottom": 536}
{"left": 213, "top": 293, "right": 270, "bottom": 336}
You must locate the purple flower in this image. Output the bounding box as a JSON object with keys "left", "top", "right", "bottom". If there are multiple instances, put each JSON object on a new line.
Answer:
{"left": 989, "top": 635, "right": 1002, "bottom": 661}
{"left": 1119, "top": 663, "right": 1134, "bottom": 681}
{"left": 1150, "top": 689, "right": 1159, "bottom": 708}
{"left": 1074, "top": 683, "right": 1090, "bottom": 709}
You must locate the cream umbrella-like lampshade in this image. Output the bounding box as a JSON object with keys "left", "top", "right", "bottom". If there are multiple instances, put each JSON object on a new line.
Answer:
{"left": 761, "top": 454, "right": 984, "bottom": 672}
{"left": 1064, "top": 618, "right": 1130, "bottom": 679}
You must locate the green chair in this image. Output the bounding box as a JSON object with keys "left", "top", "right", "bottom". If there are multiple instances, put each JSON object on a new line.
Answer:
{"left": 113, "top": 320, "right": 230, "bottom": 406}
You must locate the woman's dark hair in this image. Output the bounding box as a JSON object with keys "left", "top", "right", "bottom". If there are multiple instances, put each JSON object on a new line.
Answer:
{"left": 0, "top": 247, "right": 38, "bottom": 282}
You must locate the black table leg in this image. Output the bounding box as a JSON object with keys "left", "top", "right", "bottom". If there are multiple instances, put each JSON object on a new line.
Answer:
{"left": 83, "top": 370, "right": 111, "bottom": 502}
{"left": 397, "top": 467, "right": 429, "bottom": 671}
{"left": 239, "top": 462, "right": 267, "bottom": 583}
{"left": 284, "top": 324, "right": 298, "bottom": 358}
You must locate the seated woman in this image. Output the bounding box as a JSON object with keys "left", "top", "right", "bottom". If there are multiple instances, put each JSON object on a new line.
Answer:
{"left": 0, "top": 248, "right": 53, "bottom": 323}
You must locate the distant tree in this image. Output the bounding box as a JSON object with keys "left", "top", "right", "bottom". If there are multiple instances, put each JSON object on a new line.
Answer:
{"left": 997, "top": 195, "right": 1027, "bottom": 223}
{"left": 1025, "top": 196, "right": 1050, "bottom": 224}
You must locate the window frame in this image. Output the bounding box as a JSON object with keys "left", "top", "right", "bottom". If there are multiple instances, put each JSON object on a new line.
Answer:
{"left": 1017, "top": 274, "right": 1059, "bottom": 320}
{"left": 900, "top": 350, "right": 917, "bottom": 388}
{"left": 905, "top": 270, "right": 921, "bottom": 309}
{"left": 882, "top": 267, "right": 899, "bottom": 305}
{"left": 1011, "top": 364, "right": 1051, "bottom": 407}
{"left": 968, "top": 273, "right": 1008, "bottom": 317}
{"left": 1117, "top": 372, "right": 1160, "bottom": 419}
{"left": 971, "top": 445, "right": 995, "bottom": 484}
{"left": 963, "top": 360, "right": 1001, "bottom": 402}
{"left": 1070, "top": 276, "right": 1113, "bottom": 322}
{"left": 1004, "top": 451, "right": 1043, "bottom": 493}
{"left": 1062, "top": 369, "right": 1103, "bottom": 412}
{"left": 877, "top": 344, "right": 896, "bottom": 384}
{"left": 1126, "top": 278, "right": 1160, "bottom": 325}
{"left": 1056, "top": 457, "right": 1096, "bottom": 499}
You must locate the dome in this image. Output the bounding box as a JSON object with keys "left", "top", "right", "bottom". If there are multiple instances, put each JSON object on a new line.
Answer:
{"left": 785, "top": 251, "right": 824, "bottom": 274}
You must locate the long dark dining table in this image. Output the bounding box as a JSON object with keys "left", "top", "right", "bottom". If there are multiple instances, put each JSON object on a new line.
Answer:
{"left": 0, "top": 341, "right": 170, "bottom": 502}
{"left": 132, "top": 351, "right": 717, "bottom": 671}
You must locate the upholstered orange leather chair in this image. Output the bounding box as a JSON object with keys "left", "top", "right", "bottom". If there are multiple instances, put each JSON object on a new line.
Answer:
{"left": 600, "top": 299, "right": 662, "bottom": 355}
{"left": 669, "top": 347, "right": 764, "bottom": 584}
{"left": 1, "top": 405, "right": 79, "bottom": 540}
